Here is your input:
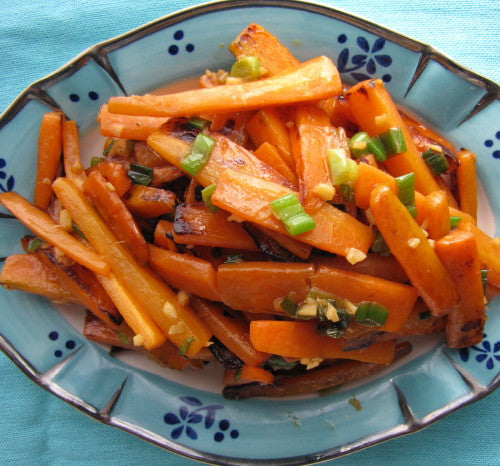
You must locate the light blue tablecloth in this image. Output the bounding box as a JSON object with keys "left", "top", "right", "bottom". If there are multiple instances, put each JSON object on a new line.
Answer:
{"left": 0, "top": 1, "right": 498, "bottom": 464}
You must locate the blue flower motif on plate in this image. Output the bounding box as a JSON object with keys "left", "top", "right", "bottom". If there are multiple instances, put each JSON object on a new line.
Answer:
{"left": 0, "top": 157, "right": 15, "bottom": 192}
{"left": 483, "top": 131, "right": 500, "bottom": 159}
{"left": 458, "top": 334, "right": 500, "bottom": 370}
{"left": 336, "top": 34, "right": 392, "bottom": 83}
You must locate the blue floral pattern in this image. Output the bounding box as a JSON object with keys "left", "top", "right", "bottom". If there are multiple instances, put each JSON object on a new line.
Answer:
{"left": 483, "top": 131, "right": 500, "bottom": 159}
{"left": 0, "top": 157, "right": 14, "bottom": 192}
{"left": 458, "top": 334, "right": 500, "bottom": 370}
{"left": 168, "top": 29, "right": 195, "bottom": 56}
{"left": 163, "top": 396, "right": 239, "bottom": 442}
{"left": 336, "top": 34, "right": 392, "bottom": 83}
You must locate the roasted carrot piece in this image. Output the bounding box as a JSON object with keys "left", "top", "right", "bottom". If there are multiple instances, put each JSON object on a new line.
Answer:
{"left": 123, "top": 184, "right": 176, "bottom": 218}
{"left": 250, "top": 320, "right": 397, "bottom": 363}
{"left": 0, "top": 253, "right": 75, "bottom": 303}
{"left": 147, "top": 120, "right": 293, "bottom": 189}
{"left": 457, "top": 221, "right": 500, "bottom": 274}
{"left": 294, "top": 104, "right": 338, "bottom": 209}
{"left": 108, "top": 57, "right": 342, "bottom": 117}
{"left": 52, "top": 177, "right": 211, "bottom": 356}
{"left": 98, "top": 104, "right": 169, "bottom": 140}
{"left": 154, "top": 219, "right": 177, "bottom": 251}
{"left": 253, "top": 142, "right": 298, "bottom": 187}
{"left": 345, "top": 79, "right": 440, "bottom": 195}
{"left": 229, "top": 23, "right": 299, "bottom": 76}
{"left": 34, "top": 112, "right": 63, "bottom": 210}
{"left": 84, "top": 171, "right": 150, "bottom": 266}
{"left": 353, "top": 160, "right": 397, "bottom": 210}
{"left": 93, "top": 161, "right": 132, "bottom": 197}
{"left": 211, "top": 168, "right": 375, "bottom": 256}
{"left": 83, "top": 312, "right": 134, "bottom": 349}
{"left": 62, "top": 120, "right": 87, "bottom": 189}
{"left": 456, "top": 149, "right": 478, "bottom": 221}
{"left": 423, "top": 190, "right": 450, "bottom": 240}
{"left": 0, "top": 191, "right": 109, "bottom": 275}
{"left": 312, "top": 265, "right": 418, "bottom": 332}
{"left": 435, "top": 230, "right": 486, "bottom": 348}
{"left": 149, "top": 244, "right": 219, "bottom": 301}
{"left": 224, "top": 365, "right": 274, "bottom": 386}
{"left": 434, "top": 176, "right": 459, "bottom": 209}
{"left": 370, "top": 184, "right": 459, "bottom": 316}
{"left": 246, "top": 108, "right": 294, "bottom": 170}
{"left": 173, "top": 203, "right": 258, "bottom": 251}
{"left": 217, "top": 262, "right": 314, "bottom": 314}
{"left": 190, "top": 297, "right": 269, "bottom": 367}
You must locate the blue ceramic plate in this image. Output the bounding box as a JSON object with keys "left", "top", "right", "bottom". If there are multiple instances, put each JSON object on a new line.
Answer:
{"left": 0, "top": 1, "right": 498, "bottom": 463}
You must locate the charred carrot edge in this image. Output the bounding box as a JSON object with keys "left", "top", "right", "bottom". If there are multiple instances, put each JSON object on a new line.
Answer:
{"left": 62, "top": 120, "right": 87, "bottom": 189}
{"left": 154, "top": 219, "right": 177, "bottom": 251}
{"left": 52, "top": 177, "right": 212, "bottom": 356}
{"left": 424, "top": 190, "right": 450, "bottom": 240}
{"left": 123, "top": 184, "right": 176, "bottom": 219}
{"left": 456, "top": 149, "right": 478, "bottom": 221}
{"left": 190, "top": 297, "right": 269, "bottom": 367}
{"left": 108, "top": 56, "right": 342, "bottom": 117}
{"left": 435, "top": 230, "right": 486, "bottom": 348}
{"left": 224, "top": 365, "right": 274, "bottom": 387}
{"left": 94, "top": 161, "right": 132, "bottom": 198}
{"left": 250, "top": 320, "right": 397, "bottom": 363}
{"left": 345, "top": 79, "right": 440, "bottom": 195}
{"left": 98, "top": 104, "right": 169, "bottom": 140}
{"left": 0, "top": 191, "right": 109, "bottom": 275}
{"left": 34, "top": 112, "right": 63, "bottom": 210}
{"left": 369, "top": 184, "right": 459, "bottom": 316}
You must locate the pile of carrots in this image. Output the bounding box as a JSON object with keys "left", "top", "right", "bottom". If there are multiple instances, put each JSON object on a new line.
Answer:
{"left": 1, "top": 24, "right": 498, "bottom": 399}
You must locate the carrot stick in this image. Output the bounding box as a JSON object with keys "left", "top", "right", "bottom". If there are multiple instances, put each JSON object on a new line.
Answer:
{"left": 83, "top": 171, "right": 150, "bottom": 266}
{"left": 253, "top": 142, "right": 298, "bottom": 187}
{"left": 108, "top": 56, "right": 342, "bottom": 117}
{"left": 217, "top": 262, "right": 314, "bottom": 314}
{"left": 149, "top": 244, "right": 219, "bottom": 302}
{"left": 345, "top": 79, "right": 440, "bottom": 194}
{"left": 224, "top": 365, "right": 274, "bottom": 386}
{"left": 93, "top": 161, "right": 131, "bottom": 197}
{"left": 98, "top": 104, "right": 169, "bottom": 140}
{"left": 456, "top": 149, "right": 478, "bottom": 221}
{"left": 211, "top": 168, "right": 375, "bottom": 256}
{"left": 190, "top": 297, "right": 269, "bottom": 367}
{"left": 0, "top": 191, "right": 109, "bottom": 275}
{"left": 423, "top": 190, "right": 450, "bottom": 240}
{"left": 52, "top": 177, "right": 212, "bottom": 356}
{"left": 250, "top": 320, "right": 396, "bottom": 363}
{"left": 457, "top": 221, "right": 500, "bottom": 274}
{"left": 154, "top": 219, "right": 177, "bottom": 251}
{"left": 354, "top": 162, "right": 397, "bottom": 210}
{"left": 369, "top": 184, "right": 459, "bottom": 316}
{"left": 312, "top": 265, "right": 418, "bottom": 332}
{"left": 34, "top": 112, "right": 63, "bottom": 210}
{"left": 434, "top": 176, "right": 459, "bottom": 209}
{"left": 62, "top": 120, "right": 87, "bottom": 189}
{"left": 123, "top": 184, "right": 176, "bottom": 218}
{"left": 435, "top": 230, "right": 486, "bottom": 348}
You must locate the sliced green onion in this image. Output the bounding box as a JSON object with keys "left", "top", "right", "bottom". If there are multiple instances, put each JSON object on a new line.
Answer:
{"left": 339, "top": 183, "right": 354, "bottom": 203}
{"left": 449, "top": 216, "right": 462, "bottom": 228}
{"left": 118, "top": 331, "right": 132, "bottom": 346}
{"left": 26, "top": 237, "right": 44, "bottom": 253}
{"left": 233, "top": 367, "right": 242, "bottom": 382}
{"left": 316, "top": 322, "right": 345, "bottom": 339}
{"left": 370, "top": 231, "right": 391, "bottom": 256}
{"left": 230, "top": 56, "right": 260, "bottom": 81}
{"left": 280, "top": 295, "right": 299, "bottom": 316}
{"left": 395, "top": 173, "right": 416, "bottom": 217}
{"left": 481, "top": 269, "right": 488, "bottom": 292}
{"left": 102, "top": 139, "right": 115, "bottom": 156}
{"left": 348, "top": 132, "right": 370, "bottom": 159}
{"left": 422, "top": 149, "right": 449, "bottom": 176}
{"left": 327, "top": 148, "right": 358, "bottom": 186}
{"left": 72, "top": 222, "right": 86, "bottom": 238}
{"left": 127, "top": 163, "right": 154, "bottom": 186}
{"left": 283, "top": 212, "right": 316, "bottom": 236}
{"left": 379, "top": 127, "right": 406, "bottom": 156}
{"left": 270, "top": 193, "right": 316, "bottom": 236}
{"left": 307, "top": 288, "right": 336, "bottom": 300}
{"left": 224, "top": 254, "right": 243, "bottom": 264}
{"left": 180, "top": 133, "right": 216, "bottom": 176}
{"left": 265, "top": 355, "right": 298, "bottom": 371}
{"left": 186, "top": 117, "right": 210, "bottom": 130}
{"left": 178, "top": 336, "right": 195, "bottom": 356}
{"left": 90, "top": 156, "right": 105, "bottom": 167}
{"left": 269, "top": 193, "right": 300, "bottom": 218}
{"left": 201, "top": 183, "right": 219, "bottom": 213}
{"left": 406, "top": 205, "right": 417, "bottom": 218}
{"left": 366, "top": 135, "right": 387, "bottom": 162}
{"left": 354, "top": 301, "right": 389, "bottom": 326}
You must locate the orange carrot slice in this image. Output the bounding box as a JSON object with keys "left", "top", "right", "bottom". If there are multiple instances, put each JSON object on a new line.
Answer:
{"left": 62, "top": 120, "right": 87, "bottom": 189}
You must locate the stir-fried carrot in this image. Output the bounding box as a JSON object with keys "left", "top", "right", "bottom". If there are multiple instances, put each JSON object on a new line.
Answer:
{"left": 62, "top": 120, "right": 87, "bottom": 189}
{"left": 456, "top": 149, "right": 478, "bottom": 221}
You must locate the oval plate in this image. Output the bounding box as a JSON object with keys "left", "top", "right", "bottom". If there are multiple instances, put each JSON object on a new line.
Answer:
{"left": 0, "top": 1, "right": 498, "bottom": 464}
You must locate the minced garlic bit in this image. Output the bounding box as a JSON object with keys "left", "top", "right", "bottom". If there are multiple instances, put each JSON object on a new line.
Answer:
{"left": 427, "top": 143, "right": 443, "bottom": 153}
{"left": 297, "top": 303, "right": 318, "bottom": 317}
{"left": 259, "top": 65, "right": 269, "bottom": 77}
{"left": 313, "top": 183, "right": 335, "bottom": 201}
{"left": 71, "top": 161, "right": 83, "bottom": 175}
{"left": 226, "top": 76, "right": 243, "bottom": 85}
{"left": 300, "top": 357, "right": 323, "bottom": 370}
{"left": 364, "top": 208, "right": 375, "bottom": 225}
{"left": 407, "top": 237, "right": 421, "bottom": 249}
{"left": 42, "top": 177, "right": 52, "bottom": 185}
{"left": 346, "top": 248, "right": 366, "bottom": 265}
{"left": 133, "top": 334, "right": 144, "bottom": 347}
{"left": 177, "top": 290, "right": 189, "bottom": 307}
{"left": 375, "top": 113, "right": 389, "bottom": 127}
{"left": 58, "top": 209, "right": 73, "bottom": 232}
{"left": 168, "top": 321, "right": 185, "bottom": 335}
{"left": 428, "top": 239, "right": 436, "bottom": 248}
{"left": 420, "top": 218, "right": 429, "bottom": 231}
{"left": 325, "top": 302, "right": 339, "bottom": 322}
{"left": 111, "top": 124, "right": 125, "bottom": 137}
{"left": 105, "top": 181, "right": 116, "bottom": 192}
{"left": 285, "top": 121, "right": 295, "bottom": 129}
{"left": 162, "top": 302, "right": 177, "bottom": 319}
{"left": 227, "top": 214, "right": 244, "bottom": 223}
{"left": 342, "top": 299, "right": 358, "bottom": 315}
{"left": 421, "top": 228, "right": 429, "bottom": 238}
{"left": 351, "top": 141, "right": 367, "bottom": 151}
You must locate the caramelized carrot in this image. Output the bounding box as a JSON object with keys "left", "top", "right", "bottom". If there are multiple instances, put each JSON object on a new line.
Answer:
{"left": 224, "top": 365, "right": 274, "bottom": 386}
{"left": 62, "top": 120, "right": 87, "bottom": 189}
{"left": 252, "top": 225, "right": 312, "bottom": 260}
{"left": 0, "top": 191, "right": 109, "bottom": 275}
{"left": 149, "top": 244, "right": 219, "bottom": 301}
{"left": 345, "top": 79, "right": 440, "bottom": 194}
{"left": 34, "top": 112, "right": 63, "bottom": 210}
{"left": 253, "top": 142, "right": 298, "bottom": 187}
{"left": 93, "top": 161, "right": 132, "bottom": 197}
{"left": 190, "top": 297, "right": 269, "bottom": 367}
{"left": 435, "top": 230, "right": 486, "bottom": 348}
{"left": 369, "top": 184, "right": 459, "bottom": 316}
{"left": 123, "top": 184, "right": 176, "bottom": 218}
{"left": 108, "top": 56, "right": 342, "bottom": 117}
{"left": 154, "top": 219, "right": 177, "bottom": 251}
{"left": 457, "top": 221, "right": 500, "bottom": 274}
{"left": 250, "top": 320, "right": 397, "bottom": 363}
{"left": 84, "top": 171, "right": 150, "bottom": 266}
{"left": 354, "top": 162, "right": 397, "bottom": 210}
{"left": 423, "top": 190, "right": 450, "bottom": 240}
{"left": 456, "top": 149, "right": 478, "bottom": 221}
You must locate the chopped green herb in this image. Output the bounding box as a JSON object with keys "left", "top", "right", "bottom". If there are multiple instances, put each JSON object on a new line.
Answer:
{"left": 270, "top": 193, "right": 316, "bottom": 236}
{"left": 90, "top": 156, "right": 105, "bottom": 167}
{"left": 186, "top": 117, "right": 210, "bottom": 130}
{"left": 265, "top": 355, "right": 298, "bottom": 371}
{"left": 355, "top": 301, "right": 389, "bottom": 326}
{"left": 178, "top": 337, "right": 195, "bottom": 356}
{"left": 283, "top": 212, "right": 316, "bottom": 236}
{"left": 128, "top": 163, "right": 154, "bottom": 186}
{"left": 327, "top": 148, "right": 358, "bottom": 186}
{"left": 230, "top": 56, "right": 260, "bottom": 81}
{"left": 422, "top": 149, "right": 449, "bottom": 176}
{"left": 26, "top": 237, "right": 44, "bottom": 253}
{"left": 118, "top": 331, "right": 132, "bottom": 346}
{"left": 180, "top": 133, "right": 216, "bottom": 176}
{"left": 224, "top": 254, "right": 243, "bottom": 264}
{"left": 379, "top": 127, "right": 406, "bottom": 156}
{"left": 201, "top": 183, "right": 219, "bottom": 213}
{"left": 102, "top": 139, "right": 115, "bottom": 156}
{"left": 371, "top": 231, "right": 391, "bottom": 256}
{"left": 280, "top": 295, "right": 299, "bottom": 316}
{"left": 339, "top": 183, "right": 354, "bottom": 203}
{"left": 366, "top": 135, "right": 387, "bottom": 162}
{"left": 348, "top": 132, "right": 370, "bottom": 159}
{"left": 449, "top": 216, "right": 462, "bottom": 228}
{"left": 348, "top": 395, "right": 362, "bottom": 411}
{"left": 233, "top": 367, "right": 242, "bottom": 382}
{"left": 395, "top": 173, "right": 416, "bottom": 217}
{"left": 316, "top": 322, "right": 345, "bottom": 338}
{"left": 72, "top": 222, "right": 86, "bottom": 238}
